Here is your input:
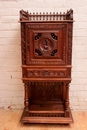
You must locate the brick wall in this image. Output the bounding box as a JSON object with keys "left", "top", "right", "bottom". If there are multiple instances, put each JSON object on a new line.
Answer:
{"left": 0, "top": 0, "right": 87, "bottom": 110}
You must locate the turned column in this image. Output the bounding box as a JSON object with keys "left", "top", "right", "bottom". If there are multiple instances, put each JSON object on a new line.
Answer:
{"left": 24, "top": 83, "right": 29, "bottom": 111}
{"left": 65, "top": 82, "right": 70, "bottom": 117}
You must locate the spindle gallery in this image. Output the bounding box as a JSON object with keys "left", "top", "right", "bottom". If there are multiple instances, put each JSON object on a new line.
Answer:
{"left": 19, "top": 9, "right": 74, "bottom": 124}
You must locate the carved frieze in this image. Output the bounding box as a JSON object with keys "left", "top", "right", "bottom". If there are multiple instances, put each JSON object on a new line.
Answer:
{"left": 22, "top": 67, "right": 71, "bottom": 78}
{"left": 27, "top": 69, "right": 67, "bottom": 78}
{"left": 28, "top": 24, "right": 66, "bottom": 29}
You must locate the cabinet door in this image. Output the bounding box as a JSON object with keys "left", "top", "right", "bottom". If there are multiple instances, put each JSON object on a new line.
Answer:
{"left": 25, "top": 23, "right": 68, "bottom": 66}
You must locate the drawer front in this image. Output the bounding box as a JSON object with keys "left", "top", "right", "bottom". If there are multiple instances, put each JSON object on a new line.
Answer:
{"left": 25, "top": 68, "right": 70, "bottom": 78}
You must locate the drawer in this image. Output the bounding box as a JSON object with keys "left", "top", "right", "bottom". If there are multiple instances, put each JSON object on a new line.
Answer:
{"left": 23, "top": 67, "right": 71, "bottom": 78}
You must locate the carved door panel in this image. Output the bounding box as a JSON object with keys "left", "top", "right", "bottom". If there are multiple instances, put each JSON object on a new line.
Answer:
{"left": 25, "top": 23, "right": 68, "bottom": 65}
{"left": 31, "top": 82, "right": 63, "bottom": 102}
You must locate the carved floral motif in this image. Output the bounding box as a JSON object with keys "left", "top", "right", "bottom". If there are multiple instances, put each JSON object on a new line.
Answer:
{"left": 27, "top": 70, "right": 67, "bottom": 77}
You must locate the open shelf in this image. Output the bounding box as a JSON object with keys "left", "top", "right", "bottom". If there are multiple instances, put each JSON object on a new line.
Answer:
{"left": 29, "top": 104, "right": 64, "bottom": 113}
{"left": 21, "top": 102, "right": 73, "bottom": 124}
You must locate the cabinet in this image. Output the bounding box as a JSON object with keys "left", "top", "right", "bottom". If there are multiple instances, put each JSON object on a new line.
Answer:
{"left": 19, "top": 9, "right": 74, "bottom": 124}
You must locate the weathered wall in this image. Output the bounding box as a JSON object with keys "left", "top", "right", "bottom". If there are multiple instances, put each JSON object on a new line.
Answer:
{"left": 0, "top": 0, "right": 87, "bottom": 110}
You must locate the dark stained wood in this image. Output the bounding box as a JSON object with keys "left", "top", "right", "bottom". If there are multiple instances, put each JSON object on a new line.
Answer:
{"left": 24, "top": 83, "right": 29, "bottom": 111}
{"left": 20, "top": 9, "right": 73, "bottom": 21}
{"left": 19, "top": 9, "right": 74, "bottom": 124}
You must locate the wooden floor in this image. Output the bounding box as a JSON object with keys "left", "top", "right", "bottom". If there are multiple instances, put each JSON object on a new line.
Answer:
{"left": 0, "top": 109, "right": 87, "bottom": 130}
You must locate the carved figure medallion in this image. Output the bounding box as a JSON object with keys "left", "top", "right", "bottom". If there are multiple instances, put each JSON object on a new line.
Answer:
{"left": 40, "top": 38, "right": 52, "bottom": 52}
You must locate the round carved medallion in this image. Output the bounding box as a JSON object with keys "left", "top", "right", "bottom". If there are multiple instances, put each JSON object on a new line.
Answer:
{"left": 40, "top": 38, "right": 53, "bottom": 52}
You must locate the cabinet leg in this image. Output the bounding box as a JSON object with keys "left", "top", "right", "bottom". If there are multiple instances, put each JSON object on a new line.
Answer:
{"left": 24, "top": 83, "right": 29, "bottom": 111}
{"left": 65, "top": 82, "right": 70, "bottom": 117}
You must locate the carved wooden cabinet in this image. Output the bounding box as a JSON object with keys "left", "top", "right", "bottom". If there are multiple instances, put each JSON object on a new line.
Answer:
{"left": 19, "top": 9, "right": 74, "bottom": 124}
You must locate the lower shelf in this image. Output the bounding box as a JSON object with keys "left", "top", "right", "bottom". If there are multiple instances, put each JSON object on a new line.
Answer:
{"left": 20, "top": 104, "right": 73, "bottom": 124}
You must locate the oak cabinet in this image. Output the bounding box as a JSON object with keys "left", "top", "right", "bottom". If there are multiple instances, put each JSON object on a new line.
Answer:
{"left": 20, "top": 9, "right": 74, "bottom": 124}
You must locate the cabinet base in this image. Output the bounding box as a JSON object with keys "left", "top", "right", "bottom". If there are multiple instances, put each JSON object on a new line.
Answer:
{"left": 20, "top": 107, "right": 73, "bottom": 124}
